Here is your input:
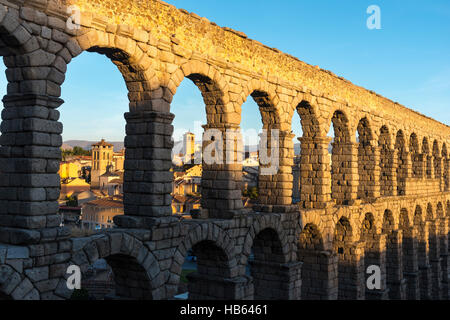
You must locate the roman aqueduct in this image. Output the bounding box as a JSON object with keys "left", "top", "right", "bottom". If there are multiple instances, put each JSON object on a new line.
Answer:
{"left": 0, "top": 0, "right": 449, "bottom": 300}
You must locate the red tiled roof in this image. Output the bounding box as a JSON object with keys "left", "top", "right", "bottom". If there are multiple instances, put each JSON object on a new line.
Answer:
{"left": 85, "top": 198, "right": 123, "bottom": 208}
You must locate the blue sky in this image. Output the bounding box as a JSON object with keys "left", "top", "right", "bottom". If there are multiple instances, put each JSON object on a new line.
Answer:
{"left": 0, "top": 0, "right": 449, "bottom": 142}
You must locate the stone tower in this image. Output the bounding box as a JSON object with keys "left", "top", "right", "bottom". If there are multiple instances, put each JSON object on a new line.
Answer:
{"left": 183, "top": 131, "right": 195, "bottom": 162}
{"left": 91, "top": 139, "right": 114, "bottom": 189}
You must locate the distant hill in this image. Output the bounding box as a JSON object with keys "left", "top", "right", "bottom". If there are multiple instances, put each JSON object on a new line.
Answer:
{"left": 61, "top": 143, "right": 73, "bottom": 151}
{"left": 64, "top": 140, "right": 332, "bottom": 155}
{"left": 64, "top": 140, "right": 125, "bottom": 152}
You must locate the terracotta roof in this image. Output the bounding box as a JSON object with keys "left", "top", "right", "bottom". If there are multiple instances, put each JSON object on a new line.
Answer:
{"left": 84, "top": 198, "right": 123, "bottom": 209}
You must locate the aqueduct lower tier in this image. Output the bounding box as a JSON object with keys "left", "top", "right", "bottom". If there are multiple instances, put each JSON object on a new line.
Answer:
{"left": 0, "top": 0, "right": 450, "bottom": 300}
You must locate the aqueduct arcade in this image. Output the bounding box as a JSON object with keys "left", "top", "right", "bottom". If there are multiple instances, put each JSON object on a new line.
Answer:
{"left": 0, "top": 0, "right": 449, "bottom": 300}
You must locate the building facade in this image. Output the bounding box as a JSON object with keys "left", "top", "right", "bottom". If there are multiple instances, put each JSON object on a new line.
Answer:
{"left": 91, "top": 139, "right": 114, "bottom": 189}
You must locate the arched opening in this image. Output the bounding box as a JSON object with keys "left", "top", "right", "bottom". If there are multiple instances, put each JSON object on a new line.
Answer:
{"left": 329, "top": 111, "right": 352, "bottom": 205}
{"left": 170, "top": 68, "right": 242, "bottom": 219}
{"left": 181, "top": 240, "right": 234, "bottom": 300}
{"left": 249, "top": 228, "right": 286, "bottom": 300}
{"left": 442, "top": 144, "right": 449, "bottom": 191}
{"left": 432, "top": 141, "right": 441, "bottom": 182}
{"left": 291, "top": 110, "right": 302, "bottom": 204}
{"left": 295, "top": 101, "right": 324, "bottom": 209}
{"left": 360, "top": 212, "right": 385, "bottom": 299}
{"left": 426, "top": 203, "right": 441, "bottom": 299}
{"left": 357, "top": 118, "right": 376, "bottom": 200}
{"left": 60, "top": 50, "right": 129, "bottom": 234}
{"left": 410, "top": 133, "right": 421, "bottom": 178}
{"left": 382, "top": 209, "right": 403, "bottom": 299}
{"left": 73, "top": 253, "right": 153, "bottom": 300}
{"left": 334, "top": 216, "right": 363, "bottom": 299}
{"left": 298, "top": 224, "right": 328, "bottom": 300}
{"left": 170, "top": 78, "right": 206, "bottom": 218}
{"left": 244, "top": 91, "right": 283, "bottom": 208}
{"left": 414, "top": 205, "right": 431, "bottom": 299}
{"left": 399, "top": 208, "right": 419, "bottom": 299}
{"left": 395, "top": 130, "right": 408, "bottom": 196}
{"left": 379, "top": 126, "right": 394, "bottom": 197}
{"left": 422, "top": 138, "right": 432, "bottom": 179}
{"left": 173, "top": 248, "right": 198, "bottom": 300}
{"left": 240, "top": 94, "right": 265, "bottom": 210}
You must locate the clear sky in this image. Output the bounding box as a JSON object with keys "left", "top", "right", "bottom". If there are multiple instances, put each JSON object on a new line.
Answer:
{"left": 0, "top": 0, "right": 449, "bottom": 143}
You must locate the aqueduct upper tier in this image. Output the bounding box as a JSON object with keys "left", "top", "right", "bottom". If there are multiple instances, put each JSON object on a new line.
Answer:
{"left": 0, "top": 0, "right": 449, "bottom": 300}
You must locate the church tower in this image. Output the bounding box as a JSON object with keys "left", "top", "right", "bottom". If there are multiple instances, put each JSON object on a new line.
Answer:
{"left": 183, "top": 132, "right": 195, "bottom": 163}
{"left": 91, "top": 139, "right": 114, "bottom": 189}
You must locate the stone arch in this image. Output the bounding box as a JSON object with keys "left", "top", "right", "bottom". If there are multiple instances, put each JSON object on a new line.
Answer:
{"left": 382, "top": 209, "right": 396, "bottom": 232}
{"left": 410, "top": 133, "right": 421, "bottom": 178}
{"left": 382, "top": 209, "right": 404, "bottom": 299}
{"left": 247, "top": 226, "right": 290, "bottom": 300}
{"left": 422, "top": 137, "right": 432, "bottom": 179}
{"left": 395, "top": 130, "right": 408, "bottom": 195}
{"left": 357, "top": 117, "right": 376, "bottom": 200}
{"left": 359, "top": 212, "right": 385, "bottom": 299}
{"left": 292, "top": 99, "right": 321, "bottom": 138}
{"left": 169, "top": 60, "right": 232, "bottom": 125}
{"left": 67, "top": 232, "right": 159, "bottom": 300}
{"left": 414, "top": 205, "right": 424, "bottom": 227}
{"left": 0, "top": 264, "right": 40, "bottom": 300}
{"left": 299, "top": 223, "right": 325, "bottom": 251}
{"left": 436, "top": 202, "right": 444, "bottom": 219}
{"left": 399, "top": 208, "right": 411, "bottom": 230}
{"left": 442, "top": 144, "right": 449, "bottom": 191}
{"left": 251, "top": 228, "right": 287, "bottom": 264}
{"left": 170, "top": 223, "right": 237, "bottom": 297}
{"left": 293, "top": 98, "right": 329, "bottom": 209}
{"left": 425, "top": 202, "right": 440, "bottom": 298}
{"left": 360, "top": 212, "right": 378, "bottom": 240}
{"left": 242, "top": 217, "right": 289, "bottom": 267}
{"left": 379, "top": 126, "right": 394, "bottom": 196}
{"left": 330, "top": 110, "right": 353, "bottom": 205}
{"left": 241, "top": 79, "right": 282, "bottom": 129}
{"left": 432, "top": 140, "right": 442, "bottom": 185}
{"left": 239, "top": 80, "right": 291, "bottom": 207}
{"left": 414, "top": 205, "right": 431, "bottom": 299}
{"left": 426, "top": 203, "right": 434, "bottom": 221}
{"left": 298, "top": 223, "right": 328, "bottom": 300}
{"left": 62, "top": 29, "right": 157, "bottom": 112}
{"left": 0, "top": 6, "right": 65, "bottom": 99}
{"left": 399, "top": 207, "right": 419, "bottom": 299}
{"left": 334, "top": 216, "right": 364, "bottom": 299}
{"left": 0, "top": 5, "right": 36, "bottom": 56}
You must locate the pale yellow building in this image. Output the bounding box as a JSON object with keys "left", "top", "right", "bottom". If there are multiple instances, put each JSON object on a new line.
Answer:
{"left": 81, "top": 197, "right": 124, "bottom": 230}
{"left": 59, "top": 161, "right": 81, "bottom": 179}
{"left": 113, "top": 149, "right": 125, "bottom": 171}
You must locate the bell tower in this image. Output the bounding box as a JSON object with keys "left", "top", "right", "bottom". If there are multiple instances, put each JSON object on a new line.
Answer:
{"left": 91, "top": 139, "right": 114, "bottom": 189}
